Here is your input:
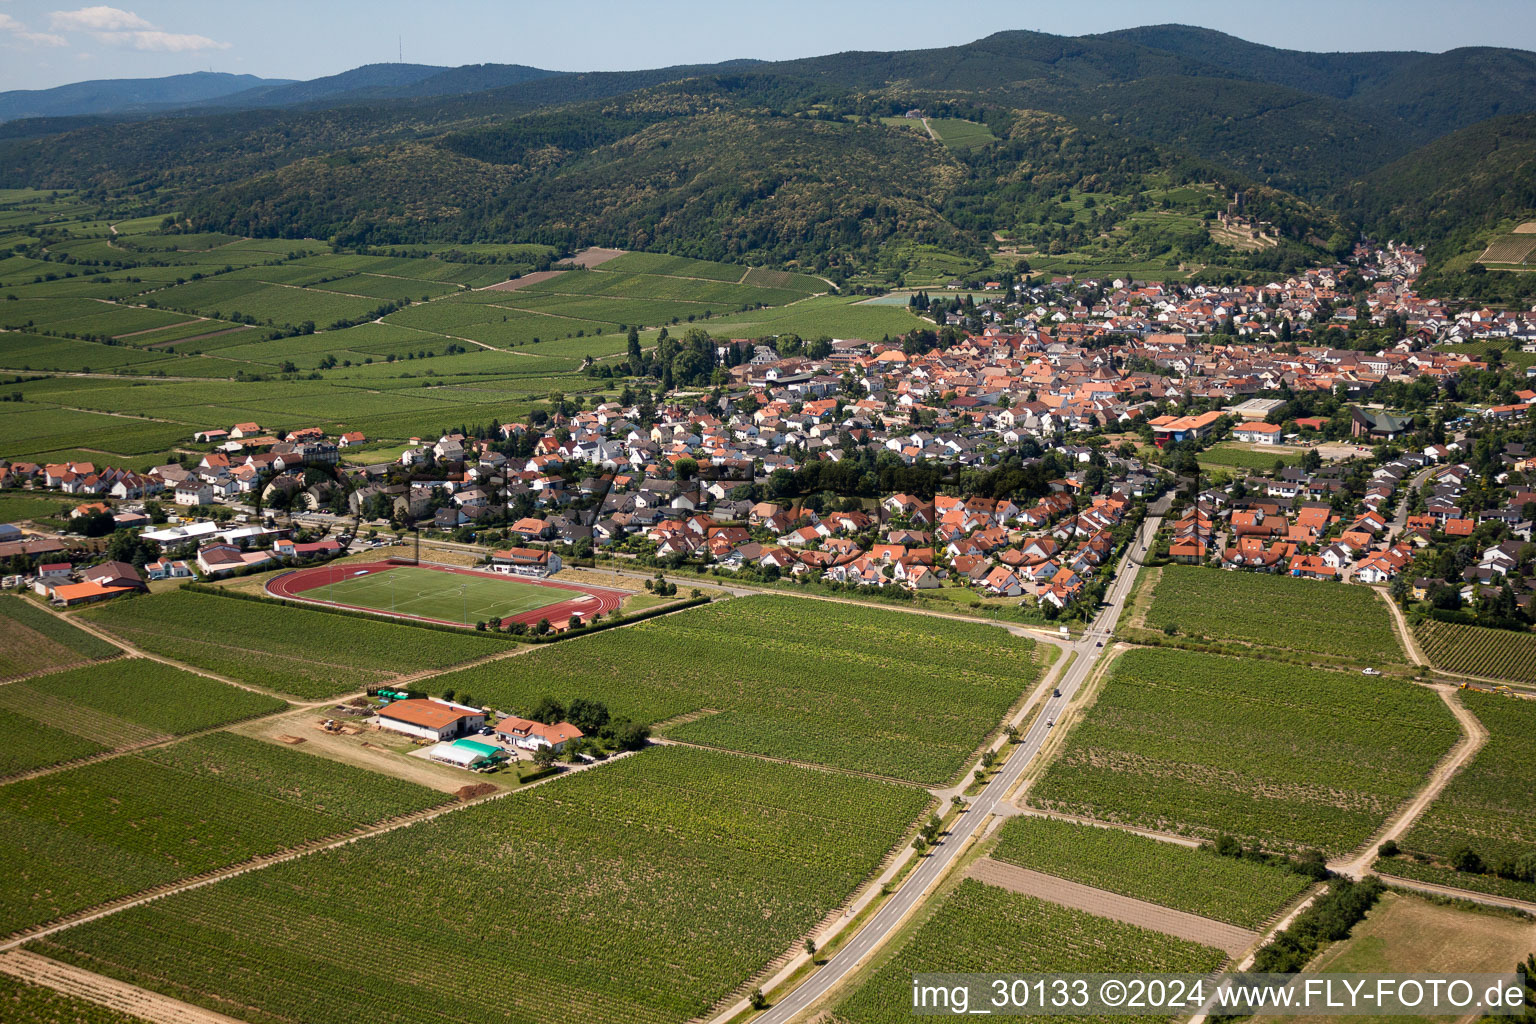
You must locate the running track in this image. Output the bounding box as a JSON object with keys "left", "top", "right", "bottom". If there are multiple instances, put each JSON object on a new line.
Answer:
{"left": 265, "top": 561, "right": 626, "bottom": 628}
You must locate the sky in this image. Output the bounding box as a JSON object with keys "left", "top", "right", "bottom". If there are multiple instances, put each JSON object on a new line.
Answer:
{"left": 2, "top": 0, "right": 1536, "bottom": 92}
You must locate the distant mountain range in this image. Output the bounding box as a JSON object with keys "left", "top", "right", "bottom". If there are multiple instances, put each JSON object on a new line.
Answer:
{"left": 0, "top": 72, "right": 288, "bottom": 123}
{"left": 3, "top": 26, "right": 1536, "bottom": 293}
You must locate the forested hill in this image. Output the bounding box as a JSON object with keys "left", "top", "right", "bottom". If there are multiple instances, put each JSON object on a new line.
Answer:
{"left": 3, "top": 26, "right": 1536, "bottom": 285}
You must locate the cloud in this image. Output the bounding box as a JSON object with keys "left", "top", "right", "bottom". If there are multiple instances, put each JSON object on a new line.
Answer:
{"left": 49, "top": 6, "right": 151, "bottom": 32}
{"left": 45, "top": 6, "right": 227, "bottom": 51}
{"left": 118, "top": 29, "right": 228, "bottom": 51}
{"left": 0, "top": 11, "right": 68, "bottom": 46}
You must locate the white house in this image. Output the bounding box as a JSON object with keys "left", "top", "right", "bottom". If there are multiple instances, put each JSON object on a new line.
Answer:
{"left": 174, "top": 481, "right": 214, "bottom": 506}
{"left": 1233, "top": 421, "right": 1283, "bottom": 445}
{"left": 493, "top": 716, "right": 584, "bottom": 752}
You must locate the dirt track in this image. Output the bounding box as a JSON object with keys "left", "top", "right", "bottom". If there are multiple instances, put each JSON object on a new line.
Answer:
{"left": 967, "top": 858, "right": 1259, "bottom": 956}
{"left": 1330, "top": 684, "right": 1489, "bottom": 879}
{"left": 569, "top": 246, "right": 625, "bottom": 267}
{"left": 480, "top": 270, "right": 565, "bottom": 292}
{"left": 0, "top": 950, "right": 246, "bottom": 1024}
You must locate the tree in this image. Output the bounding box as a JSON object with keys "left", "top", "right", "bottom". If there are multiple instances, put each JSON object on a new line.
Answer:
{"left": 531, "top": 745, "right": 559, "bottom": 768}
{"left": 529, "top": 696, "right": 565, "bottom": 725}
{"left": 912, "top": 835, "right": 928, "bottom": 854}
{"left": 1450, "top": 845, "right": 1484, "bottom": 874}
{"left": 803, "top": 937, "right": 817, "bottom": 960}
{"left": 749, "top": 990, "right": 767, "bottom": 1011}
{"left": 566, "top": 697, "right": 609, "bottom": 733}
{"left": 611, "top": 720, "right": 650, "bottom": 751}
{"left": 674, "top": 457, "right": 698, "bottom": 481}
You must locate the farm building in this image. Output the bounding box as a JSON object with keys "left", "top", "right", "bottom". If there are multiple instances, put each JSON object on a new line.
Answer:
{"left": 494, "top": 716, "right": 583, "bottom": 752}
{"left": 426, "top": 738, "right": 509, "bottom": 769}
{"left": 46, "top": 580, "right": 137, "bottom": 607}
{"left": 378, "top": 698, "right": 486, "bottom": 741}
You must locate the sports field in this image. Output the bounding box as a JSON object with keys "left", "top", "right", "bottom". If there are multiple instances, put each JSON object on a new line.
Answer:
{"left": 267, "top": 562, "right": 621, "bottom": 627}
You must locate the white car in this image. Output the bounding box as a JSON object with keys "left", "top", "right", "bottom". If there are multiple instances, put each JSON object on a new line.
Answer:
{"left": 1361, "top": 667, "right": 1381, "bottom": 676}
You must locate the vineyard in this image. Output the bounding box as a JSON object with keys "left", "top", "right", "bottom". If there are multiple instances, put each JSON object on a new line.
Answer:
{"left": 430, "top": 595, "right": 1038, "bottom": 784}
{"left": 81, "top": 589, "right": 515, "bottom": 699}
{"left": 0, "top": 659, "right": 285, "bottom": 774}
{"left": 1476, "top": 233, "right": 1536, "bottom": 264}
{"left": 35, "top": 745, "right": 930, "bottom": 1024}
{"left": 1029, "top": 649, "right": 1459, "bottom": 855}
{"left": 0, "top": 974, "right": 150, "bottom": 1024}
{"left": 1414, "top": 619, "right": 1536, "bottom": 683}
{"left": 1143, "top": 564, "right": 1406, "bottom": 664}
{"left": 1374, "top": 855, "right": 1536, "bottom": 904}
{"left": 990, "top": 816, "right": 1312, "bottom": 928}
{"left": 1393, "top": 690, "right": 1536, "bottom": 878}
{"left": 0, "top": 595, "right": 119, "bottom": 680}
{"left": 1, "top": 733, "right": 449, "bottom": 934}
{"left": 829, "top": 879, "right": 1227, "bottom": 1024}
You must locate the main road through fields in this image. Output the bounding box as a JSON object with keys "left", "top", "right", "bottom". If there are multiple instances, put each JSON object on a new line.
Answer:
{"left": 751, "top": 495, "right": 1170, "bottom": 1024}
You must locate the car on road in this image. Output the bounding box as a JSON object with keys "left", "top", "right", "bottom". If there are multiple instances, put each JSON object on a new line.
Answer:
{"left": 1361, "top": 667, "right": 1381, "bottom": 676}
{"left": 1052, "top": 688, "right": 1061, "bottom": 698}
{"left": 1046, "top": 719, "right": 1055, "bottom": 728}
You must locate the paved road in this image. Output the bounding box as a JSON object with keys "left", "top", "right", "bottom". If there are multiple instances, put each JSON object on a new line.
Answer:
{"left": 752, "top": 497, "right": 1169, "bottom": 1024}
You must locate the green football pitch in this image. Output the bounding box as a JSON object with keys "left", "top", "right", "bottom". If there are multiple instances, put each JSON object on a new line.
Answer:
{"left": 306, "top": 566, "right": 572, "bottom": 625}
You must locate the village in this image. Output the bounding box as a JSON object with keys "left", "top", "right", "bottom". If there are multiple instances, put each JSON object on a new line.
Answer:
{"left": 0, "top": 243, "right": 1533, "bottom": 625}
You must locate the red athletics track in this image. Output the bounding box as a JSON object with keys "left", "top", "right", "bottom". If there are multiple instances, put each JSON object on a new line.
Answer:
{"left": 265, "top": 560, "right": 626, "bottom": 628}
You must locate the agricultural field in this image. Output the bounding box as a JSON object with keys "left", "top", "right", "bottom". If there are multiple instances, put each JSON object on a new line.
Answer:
{"left": 1198, "top": 442, "right": 1303, "bottom": 470}
{"left": 0, "top": 594, "right": 120, "bottom": 681}
{"left": 829, "top": 879, "right": 1227, "bottom": 1024}
{"left": 1142, "top": 564, "right": 1405, "bottom": 664}
{"left": 432, "top": 595, "right": 1038, "bottom": 784}
{"left": 0, "top": 974, "right": 154, "bottom": 1024}
{"left": 0, "top": 490, "right": 73, "bottom": 523}
{"left": 1377, "top": 690, "right": 1536, "bottom": 901}
{"left": 1029, "top": 649, "right": 1459, "bottom": 855}
{"left": 1414, "top": 619, "right": 1536, "bottom": 683}
{"left": 927, "top": 118, "right": 998, "bottom": 150}
{"left": 1476, "top": 233, "right": 1536, "bottom": 265}
{"left": 80, "top": 589, "right": 517, "bottom": 699}
{"left": 1249, "top": 891, "right": 1536, "bottom": 1024}
{"left": 1, "top": 732, "right": 449, "bottom": 934}
{"left": 991, "top": 816, "right": 1312, "bottom": 928}
{"left": 33, "top": 745, "right": 930, "bottom": 1024}
{"left": 0, "top": 658, "right": 285, "bottom": 775}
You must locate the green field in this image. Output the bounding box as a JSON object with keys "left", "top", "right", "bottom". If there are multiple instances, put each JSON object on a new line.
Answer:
{"left": 0, "top": 658, "right": 285, "bottom": 775}
{"left": 1198, "top": 442, "right": 1303, "bottom": 470}
{"left": 991, "top": 816, "right": 1312, "bottom": 928}
{"left": 1414, "top": 619, "right": 1536, "bottom": 683}
{"left": 0, "top": 490, "right": 73, "bottom": 524}
{"left": 0, "top": 192, "right": 874, "bottom": 466}
{"left": 1142, "top": 564, "right": 1406, "bottom": 664}
{"left": 926, "top": 118, "right": 998, "bottom": 150}
{"left": 0, "top": 974, "right": 152, "bottom": 1024}
{"left": 829, "top": 879, "right": 1227, "bottom": 1024}
{"left": 0, "top": 594, "right": 120, "bottom": 681}
{"left": 293, "top": 565, "right": 577, "bottom": 625}
{"left": 1376, "top": 690, "right": 1536, "bottom": 901}
{"left": 34, "top": 745, "right": 930, "bottom": 1024}
{"left": 431, "top": 595, "right": 1037, "bottom": 784}
{"left": 82, "top": 588, "right": 518, "bottom": 699}
{"left": 1030, "top": 649, "right": 1459, "bottom": 855}
{"left": 2, "top": 732, "right": 450, "bottom": 933}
